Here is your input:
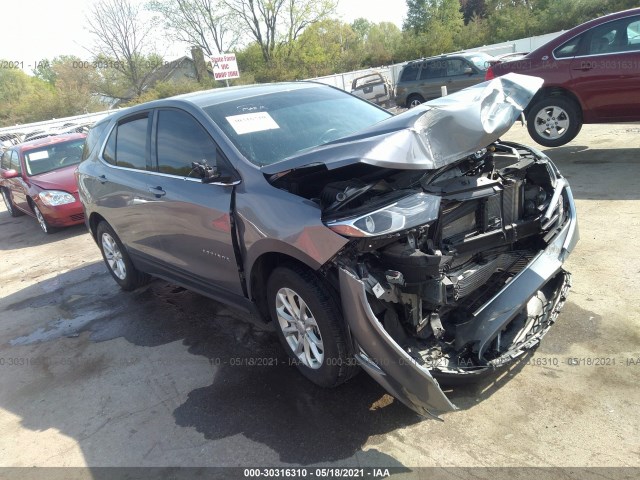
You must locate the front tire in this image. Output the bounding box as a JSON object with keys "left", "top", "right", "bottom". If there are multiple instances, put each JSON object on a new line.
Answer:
{"left": 97, "top": 221, "right": 150, "bottom": 291}
{"left": 267, "top": 265, "right": 358, "bottom": 388}
{"left": 1, "top": 188, "right": 24, "bottom": 217}
{"left": 526, "top": 96, "right": 582, "bottom": 147}
{"left": 33, "top": 203, "right": 56, "bottom": 234}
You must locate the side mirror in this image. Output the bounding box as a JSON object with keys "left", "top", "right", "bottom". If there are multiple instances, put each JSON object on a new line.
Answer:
{"left": 464, "top": 67, "right": 473, "bottom": 75}
{"left": 1, "top": 169, "right": 19, "bottom": 179}
{"left": 191, "top": 161, "right": 221, "bottom": 183}
{"left": 190, "top": 161, "right": 238, "bottom": 185}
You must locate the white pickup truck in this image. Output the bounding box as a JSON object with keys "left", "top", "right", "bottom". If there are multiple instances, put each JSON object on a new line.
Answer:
{"left": 350, "top": 72, "right": 393, "bottom": 108}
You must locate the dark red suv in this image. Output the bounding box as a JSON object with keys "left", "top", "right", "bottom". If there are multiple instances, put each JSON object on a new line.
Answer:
{"left": 0, "top": 133, "right": 86, "bottom": 233}
{"left": 487, "top": 8, "right": 640, "bottom": 147}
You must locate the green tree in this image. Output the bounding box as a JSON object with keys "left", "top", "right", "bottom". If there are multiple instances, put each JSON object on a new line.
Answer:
{"left": 363, "top": 23, "right": 402, "bottom": 66}
{"left": 404, "top": 0, "right": 430, "bottom": 33}
{"left": 288, "top": 19, "right": 358, "bottom": 78}
{"left": 222, "top": 0, "right": 337, "bottom": 64}
{"left": 351, "top": 18, "right": 372, "bottom": 43}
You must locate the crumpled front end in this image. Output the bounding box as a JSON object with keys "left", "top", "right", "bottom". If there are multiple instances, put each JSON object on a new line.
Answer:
{"left": 330, "top": 143, "right": 578, "bottom": 418}
{"left": 265, "top": 74, "right": 578, "bottom": 417}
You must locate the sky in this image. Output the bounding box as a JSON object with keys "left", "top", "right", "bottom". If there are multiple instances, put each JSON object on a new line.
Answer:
{"left": 0, "top": 0, "right": 408, "bottom": 73}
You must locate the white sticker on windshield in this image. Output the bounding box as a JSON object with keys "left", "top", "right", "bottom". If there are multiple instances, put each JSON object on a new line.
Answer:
{"left": 28, "top": 150, "right": 49, "bottom": 161}
{"left": 226, "top": 112, "right": 280, "bottom": 135}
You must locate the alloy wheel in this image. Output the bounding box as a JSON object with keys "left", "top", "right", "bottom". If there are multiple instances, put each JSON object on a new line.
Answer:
{"left": 275, "top": 287, "right": 324, "bottom": 369}
{"left": 533, "top": 105, "right": 570, "bottom": 141}
{"left": 33, "top": 205, "right": 48, "bottom": 233}
{"left": 101, "top": 232, "right": 127, "bottom": 280}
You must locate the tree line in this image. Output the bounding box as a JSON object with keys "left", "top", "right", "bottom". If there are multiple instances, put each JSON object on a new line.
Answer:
{"left": 1, "top": 0, "right": 636, "bottom": 128}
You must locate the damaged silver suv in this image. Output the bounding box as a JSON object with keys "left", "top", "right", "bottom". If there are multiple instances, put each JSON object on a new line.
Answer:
{"left": 77, "top": 74, "right": 578, "bottom": 418}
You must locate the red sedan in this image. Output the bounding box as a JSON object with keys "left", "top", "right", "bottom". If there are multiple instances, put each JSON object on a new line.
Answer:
{"left": 486, "top": 8, "right": 640, "bottom": 147}
{"left": 0, "top": 133, "right": 87, "bottom": 233}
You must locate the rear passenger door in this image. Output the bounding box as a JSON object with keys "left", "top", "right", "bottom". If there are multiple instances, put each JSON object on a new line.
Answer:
{"left": 93, "top": 112, "right": 161, "bottom": 259}
{"left": 418, "top": 59, "right": 447, "bottom": 100}
{"left": 144, "top": 108, "right": 243, "bottom": 297}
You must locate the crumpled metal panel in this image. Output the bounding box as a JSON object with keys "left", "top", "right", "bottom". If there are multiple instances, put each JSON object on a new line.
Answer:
{"left": 262, "top": 73, "right": 543, "bottom": 175}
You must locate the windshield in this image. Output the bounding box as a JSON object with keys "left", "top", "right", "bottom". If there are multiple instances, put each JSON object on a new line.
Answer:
{"left": 203, "top": 86, "right": 391, "bottom": 166}
{"left": 468, "top": 52, "right": 495, "bottom": 70}
{"left": 24, "top": 138, "right": 85, "bottom": 176}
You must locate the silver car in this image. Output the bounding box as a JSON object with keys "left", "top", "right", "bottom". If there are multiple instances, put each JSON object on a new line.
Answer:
{"left": 77, "top": 75, "right": 578, "bottom": 418}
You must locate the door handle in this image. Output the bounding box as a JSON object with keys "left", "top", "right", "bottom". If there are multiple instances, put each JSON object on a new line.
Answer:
{"left": 99, "top": 174, "right": 108, "bottom": 184}
{"left": 148, "top": 186, "right": 166, "bottom": 197}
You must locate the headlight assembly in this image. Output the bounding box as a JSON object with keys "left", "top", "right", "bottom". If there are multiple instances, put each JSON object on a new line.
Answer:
{"left": 38, "top": 190, "right": 76, "bottom": 206}
{"left": 325, "top": 192, "right": 440, "bottom": 237}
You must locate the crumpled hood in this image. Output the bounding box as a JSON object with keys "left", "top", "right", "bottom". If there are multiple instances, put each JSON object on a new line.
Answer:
{"left": 262, "top": 73, "right": 543, "bottom": 175}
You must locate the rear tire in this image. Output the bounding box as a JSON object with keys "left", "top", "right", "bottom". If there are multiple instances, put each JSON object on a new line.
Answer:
{"left": 526, "top": 96, "right": 582, "bottom": 147}
{"left": 1, "top": 188, "right": 24, "bottom": 217}
{"left": 407, "top": 94, "right": 424, "bottom": 108}
{"left": 97, "top": 221, "right": 150, "bottom": 291}
{"left": 267, "top": 264, "right": 358, "bottom": 388}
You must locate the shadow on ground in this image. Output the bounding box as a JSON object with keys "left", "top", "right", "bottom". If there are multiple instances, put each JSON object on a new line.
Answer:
{"left": 1, "top": 263, "right": 419, "bottom": 466}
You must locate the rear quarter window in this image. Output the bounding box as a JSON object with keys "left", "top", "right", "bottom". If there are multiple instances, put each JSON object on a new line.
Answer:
{"left": 400, "top": 65, "right": 419, "bottom": 82}
{"left": 82, "top": 120, "right": 111, "bottom": 161}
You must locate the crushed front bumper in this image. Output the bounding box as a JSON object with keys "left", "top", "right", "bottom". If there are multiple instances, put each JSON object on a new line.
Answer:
{"left": 339, "top": 181, "right": 579, "bottom": 418}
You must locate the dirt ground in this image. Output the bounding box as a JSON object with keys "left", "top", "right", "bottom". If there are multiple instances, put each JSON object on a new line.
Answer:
{"left": 0, "top": 122, "right": 639, "bottom": 474}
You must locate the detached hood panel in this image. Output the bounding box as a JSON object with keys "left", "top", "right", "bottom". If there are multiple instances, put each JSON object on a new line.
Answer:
{"left": 263, "top": 73, "right": 543, "bottom": 175}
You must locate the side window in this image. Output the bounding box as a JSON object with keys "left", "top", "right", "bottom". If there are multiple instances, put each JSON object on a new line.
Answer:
{"left": 111, "top": 114, "right": 150, "bottom": 170}
{"left": 420, "top": 60, "right": 446, "bottom": 80}
{"left": 155, "top": 109, "right": 218, "bottom": 177}
{"left": 400, "top": 64, "right": 419, "bottom": 82}
{"left": 82, "top": 120, "right": 111, "bottom": 161}
{"left": 446, "top": 59, "right": 468, "bottom": 76}
{"left": 626, "top": 18, "right": 640, "bottom": 49}
{"left": 0, "top": 151, "right": 10, "bottom": 170}
{"left": 103, "top": 128, "right": 116, "bottom": 165}
{"left": 554, "top": 35, "right": 583, "bottom": 58}
{"left": 10, "top": 151, "right": 21, "bottom": 174}
{"left": 584, "top": 16, "right": 640, "bottom": 55}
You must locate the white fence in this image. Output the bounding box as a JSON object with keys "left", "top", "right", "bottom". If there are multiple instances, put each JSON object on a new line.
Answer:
{"left": 0, "top": 110, "right": 116, "bottom": 147}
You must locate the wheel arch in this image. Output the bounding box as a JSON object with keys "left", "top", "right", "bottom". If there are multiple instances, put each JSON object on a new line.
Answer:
{"left": 406, "top": 93, "right": 425, "bottom": 108}
{"left": 88, "top": 212, "right": 107, "bottom": 241}
{"left": 526, "top": 86, "right": 584, "bottom": 121}
{"left": 248, "top": 249, "right": 339, "bottom": 324}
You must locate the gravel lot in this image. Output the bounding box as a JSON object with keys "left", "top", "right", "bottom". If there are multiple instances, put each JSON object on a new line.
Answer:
{"left": 0, "top": 122, "right": 639, "bottom": 475}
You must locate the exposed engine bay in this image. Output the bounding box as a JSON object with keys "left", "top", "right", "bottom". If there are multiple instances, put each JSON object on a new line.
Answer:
{"left": 270, "top": 140, "right": 572, "bottom": 376}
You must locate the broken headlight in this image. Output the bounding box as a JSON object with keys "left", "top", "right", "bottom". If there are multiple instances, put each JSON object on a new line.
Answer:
{"left": 325, "top": 192, "right": 440, "bottom": 237}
